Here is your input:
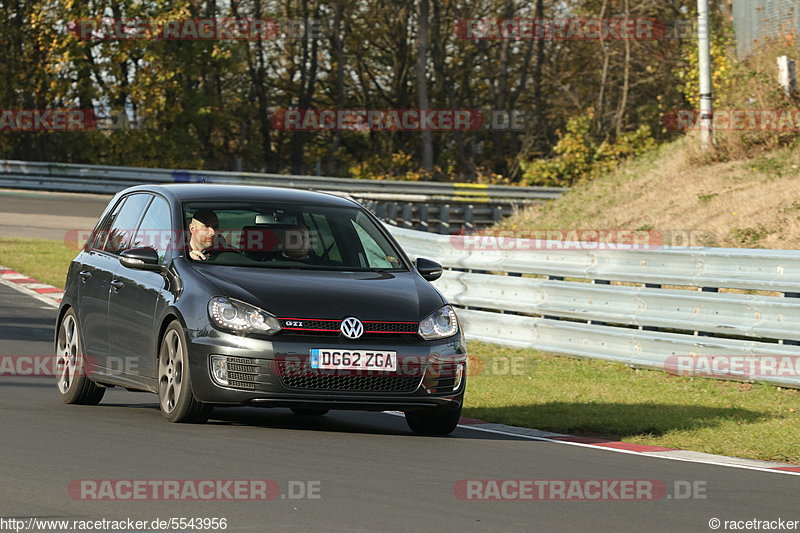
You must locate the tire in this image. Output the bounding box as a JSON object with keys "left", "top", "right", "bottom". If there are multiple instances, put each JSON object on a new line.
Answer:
{"left": 55, "top": 309, "right": 105, "bottom": 405}
{"left": 291, "top": 408, "right": 330, "bottom": 416}
{"left": 158, "top": 321, "right": 211, "bottom": 423}
{"left": 405, "top": 406, "right": 462, "bottom": 436}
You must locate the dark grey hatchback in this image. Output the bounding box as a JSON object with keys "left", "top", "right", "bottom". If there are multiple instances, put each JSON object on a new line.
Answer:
{"left": 55, "top": 184, "right": 466, "bottom": 435}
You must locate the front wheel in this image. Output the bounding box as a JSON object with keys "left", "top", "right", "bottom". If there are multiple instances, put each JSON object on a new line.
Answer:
{"left": 158, "top": 321, "right": 211, "bottom": 423}
{"left": 55, "top": 309, "right": 105, "bottom": 405}
{"left": 405, "top": 406, "right": 462, "bottom": 436}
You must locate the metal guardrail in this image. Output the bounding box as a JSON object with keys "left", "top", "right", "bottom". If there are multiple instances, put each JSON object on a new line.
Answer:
{"left": 0, "top": 159, "right": 564, "bottom": 202}
{"left": 0, "top": 159, "right": 562, "bottom": 232}
{"left": 361, "top": 200, "right": 513, "bottom": 234}
{"left": 387, "top": 226, "right": 800, "bottom": 388}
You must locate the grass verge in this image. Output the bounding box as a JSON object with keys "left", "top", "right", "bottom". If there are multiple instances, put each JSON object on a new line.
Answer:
{"left": 0, "top": 236, "right": 76, "bottom": 289}
{"left": 466, "top": 342, "right": 800, "bottom": 464}
{"left": 2, "top": 239, "right": 797, "bottom": 463}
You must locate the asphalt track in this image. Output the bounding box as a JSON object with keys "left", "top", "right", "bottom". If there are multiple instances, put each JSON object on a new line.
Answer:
{"left": 0, "top": 190, "right": 798, "bottom": 532}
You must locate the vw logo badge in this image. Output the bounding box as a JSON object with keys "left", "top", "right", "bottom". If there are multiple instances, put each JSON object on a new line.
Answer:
{"left": 340, "top": 317, "right": 364, "bottom": 339}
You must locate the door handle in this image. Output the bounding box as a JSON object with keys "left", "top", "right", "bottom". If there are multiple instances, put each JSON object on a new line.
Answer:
{"left": 110, "top": 279, "right": 124, "bottom": 292}
{"left": 79, "top": 271, "right": 92, "bottom": 282}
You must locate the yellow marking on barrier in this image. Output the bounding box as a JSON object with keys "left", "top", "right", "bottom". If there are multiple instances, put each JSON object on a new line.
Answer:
{"left": 453, "top": 193, "right": 490, "bottom": 203}
{"left": 454, "top": 183, "right": 490, "bottom": 189}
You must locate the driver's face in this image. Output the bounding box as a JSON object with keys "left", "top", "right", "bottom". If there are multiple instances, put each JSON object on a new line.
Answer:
{"left": 191, "top": 219, "right": 216, "bottom": 249}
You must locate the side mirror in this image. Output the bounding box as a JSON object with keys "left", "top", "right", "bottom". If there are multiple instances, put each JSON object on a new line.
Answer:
{"left": 415, "top": 257, "right": 443, "bottom": 282}
{"left": 119, "top": 247, "right": 163, "bottom": 271}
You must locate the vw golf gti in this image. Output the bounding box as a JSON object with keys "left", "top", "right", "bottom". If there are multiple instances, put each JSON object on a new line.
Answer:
{"left": 55, "top": 184, "right": 466, "bottom": 435}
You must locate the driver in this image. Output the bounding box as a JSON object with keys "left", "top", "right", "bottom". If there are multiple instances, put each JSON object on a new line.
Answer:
{"left": 188, "top": 208, "right": 235, "bottom": 260}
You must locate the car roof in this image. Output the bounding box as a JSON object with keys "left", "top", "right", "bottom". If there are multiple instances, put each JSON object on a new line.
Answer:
{"left": 120, "top": 183, "right": 361, "bottom": 208}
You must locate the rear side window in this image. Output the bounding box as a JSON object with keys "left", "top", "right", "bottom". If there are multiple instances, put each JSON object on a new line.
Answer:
{"left": 88, "top": 197, "right": 126, "bottom": 250}
{"left": 104, "top": 194, "right": 152, "bottom": 254}
{"left": 131, "top": 195, "right": 172, "bottom": 263}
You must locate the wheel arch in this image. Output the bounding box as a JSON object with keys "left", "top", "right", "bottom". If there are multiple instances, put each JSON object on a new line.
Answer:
{"left": 155, "top": 308, "right": 188, "bottom": 363}
{"left": 54, "top": 304, "right": 74, "bottom": 346}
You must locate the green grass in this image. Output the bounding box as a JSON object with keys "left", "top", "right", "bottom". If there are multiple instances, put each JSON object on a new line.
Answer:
{"left": 2, "top": 238, "right": 798, "bottom": 463}
{"left": 465, "top": 342, "right": 800, "bottom": 464}
{"left": 0, "top": 237, "right": 77, "bottom": 288}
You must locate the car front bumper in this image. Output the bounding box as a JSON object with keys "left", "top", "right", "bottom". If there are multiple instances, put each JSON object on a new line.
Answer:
{"left": 185, "top": 328, "right": 467, "bottom": 411}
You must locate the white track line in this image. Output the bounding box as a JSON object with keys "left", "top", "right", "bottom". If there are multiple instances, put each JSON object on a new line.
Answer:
{"left": 382, "top": 411, "right": 800, "bottom": 477}
{"left": 0, "top": 274, "right": 60, "bottom": 308}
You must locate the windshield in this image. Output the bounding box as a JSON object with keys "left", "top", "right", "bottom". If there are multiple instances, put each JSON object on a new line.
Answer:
{"left": 183, "top": 202, "right": 407, "bottom": 272}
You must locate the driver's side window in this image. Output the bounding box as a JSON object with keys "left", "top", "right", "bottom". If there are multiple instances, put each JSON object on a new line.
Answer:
{"left": 131, "top": 196, "right": 171, "bottom": 263}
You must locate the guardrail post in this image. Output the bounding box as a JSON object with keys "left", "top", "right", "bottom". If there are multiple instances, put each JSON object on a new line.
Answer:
{"left": 387, "top": 202, "right": 398, "bottom": 224}
{"left": 439, "top": 204, "right": 450, "bottom": 235}
{"left": 464, "top": 205, "right": 474, "bottom": 231}
{"left": 374, "top": 202, "right": 387, "bottom": 220}
{"left": 402, "top": 204, "right": 413, "bottom": 229}
{"left": 491, "top": 205, "right": 502, "bottom": 223}
{"left": 418, "top": 204, "right": 429, "bottom": 231}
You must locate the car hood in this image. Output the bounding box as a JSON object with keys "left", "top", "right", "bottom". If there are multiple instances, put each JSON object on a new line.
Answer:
{"left": 191, "top": 265, "right": 446, "bottom": 321}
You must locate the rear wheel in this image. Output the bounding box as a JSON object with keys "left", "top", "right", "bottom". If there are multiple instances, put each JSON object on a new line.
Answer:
{"left": 405, "top": 406, "right": 462, "bottom": 436}
{"left": 291, "top": 408, "right": 329, "bottom": 416}
{"left": 55, "top": 309, "right": 105, "bottom": 405}
{"left": 158, "top": 321, "right": 211, "bottom": 423}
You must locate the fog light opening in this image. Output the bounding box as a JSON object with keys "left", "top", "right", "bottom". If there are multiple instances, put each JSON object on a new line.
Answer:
{"left": 210, "top": 355, "right": 229, "bottom": 386}
{"left": 454, "top": 363, "right": 464, "bottom": 391}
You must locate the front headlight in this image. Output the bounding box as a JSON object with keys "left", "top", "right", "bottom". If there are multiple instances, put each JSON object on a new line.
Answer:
{"left": 208, "top": 297, "right": 282, "bottom": 336}
{"left": 418, "top": 305, "right": 459, "bottom": 340}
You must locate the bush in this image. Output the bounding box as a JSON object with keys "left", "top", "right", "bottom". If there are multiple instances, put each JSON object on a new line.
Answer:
{"left": 519, "top": 112, "right": 656, "bottom": 187}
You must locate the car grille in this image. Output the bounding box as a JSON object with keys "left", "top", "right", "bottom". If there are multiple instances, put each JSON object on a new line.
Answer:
{"left": 277, "top": 318, "right": 418, "bottom": 339}
{"left": 227, "top": 357, "right": 259, "bottom": 390}
{"left": 276, "top": 360, "right": 423, "bottom": 392}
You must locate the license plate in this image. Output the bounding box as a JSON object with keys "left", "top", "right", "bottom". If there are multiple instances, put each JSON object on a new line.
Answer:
{"left": 310, "top": 349, "right": 397, "bottom": 371}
